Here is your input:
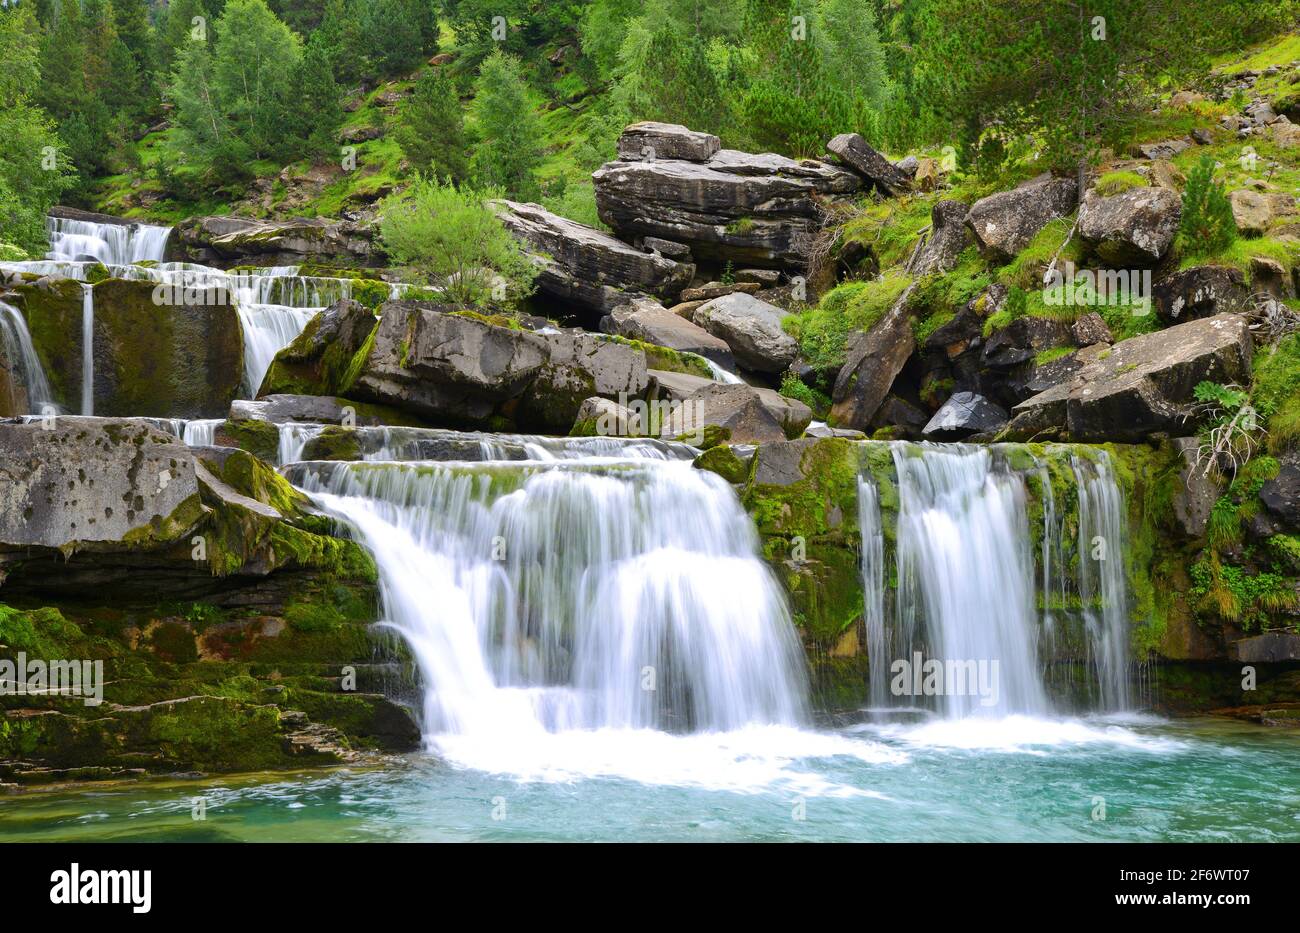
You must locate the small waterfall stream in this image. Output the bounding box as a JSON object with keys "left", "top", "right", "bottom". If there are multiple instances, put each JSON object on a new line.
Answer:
{"left": 80, "top": 284, "right": 94, "bottom": 415}
{"left": 860, "top": 442, "right": 1133, "bottom": 719}
{"left": 0, "top": 300, "right": 55, "bottom": 414}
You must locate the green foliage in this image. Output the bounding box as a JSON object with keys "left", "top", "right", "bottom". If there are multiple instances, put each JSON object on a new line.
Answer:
{"left": 470, "top": 51, "right": 544, "bottom": 200}
{"left": 1177, "top": 155, "right": 1238, "bottom": 257}
{"left": 378, "top": 176, "right": 536, "bottom": 309}
{"left": 983, "top": 285, "right": 1028, "bottom": 337}
{"left": 362, "top": 0, "right": 435, "bottom": 78}
{"left": 396, "top": 69, "right": 468, "bottom": 182}
{"left": 0, "top": 4, "right": 74, "bottom": 253}
{"left": 1252, "top": 333, "right": 1300, "bottom": 452}
{"left": 785, "top": 274, "right": 910, "bottom": 370}
{"left": 1094, "top": 170, "right": 1148, "bottom": 196}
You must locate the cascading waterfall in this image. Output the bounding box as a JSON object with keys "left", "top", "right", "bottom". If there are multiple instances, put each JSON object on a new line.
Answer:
{"left": 80, "top": 284, "right": 94, "bottom": 416}
{"left": 859, "top": 442, "right": 1134, "bottom": 719}
{"left": 290, "top": 457, "right": 810, "bottom": 741}
{"left": 1072, "top": 454, "right": 1131, "bottom": 711}
{"left": 0, "top": 300, "right": 54, "bottom": 413}
{"left": 46, "top": 215, "right": 171, "bottom": 265}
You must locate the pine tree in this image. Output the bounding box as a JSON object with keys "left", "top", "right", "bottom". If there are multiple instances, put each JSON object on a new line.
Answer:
{"left": 288, "top": 39, "right": 344, "bottom": 159}
{"left": 469, "top": 51, "right": 543, "bottom": 201}
{"left": 395, "top": 69, "right": 469, "bottom": 181}
{"left": 1178, "top": 155, "right": 1237, "bottom": 259}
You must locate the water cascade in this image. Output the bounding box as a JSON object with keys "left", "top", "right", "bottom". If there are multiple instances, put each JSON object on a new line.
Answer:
{"left": 860, "top": 443, "right": 1133, "bottom": 719}
{"left": 46, "top": 215, "right": 171, "bottom": 265}
{"left": 290, "top": 455, "right": 810, "bottom": 743}
{"left": 0, "top": 300, "right": 55, "bottom": 413}
{"left": 80, "top": 285, "right": 94, "bottom": 416}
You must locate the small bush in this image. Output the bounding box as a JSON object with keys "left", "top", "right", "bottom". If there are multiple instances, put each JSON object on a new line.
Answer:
{"left": 1176, "top": 154, "right": 1237, "bottom": 259}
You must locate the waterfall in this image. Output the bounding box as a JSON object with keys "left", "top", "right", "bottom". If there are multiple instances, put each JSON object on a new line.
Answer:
{"left": 858, "top": 476, "right": 889, "bottom": 710}
{"left": 705, "top": 359, "right": 745, "bottom": 384}
{"left": 80, "top": 284, "right": 94, "bottom": 416}
{"left": 0, "top": 300, "right": 54, "bottom": 414}
{"left": 181, "top": 418, "right": 222, "bottom": 447}
{"left": 46, "top": 215, "right": 171, "bottom": 265}
{"left": 235, "top": 303, "right": 319, "bottom": 395}
{"left": 1073, "top": 453, "right": 1131, "bottom": 711}
{"left": 291, "top": 458, "right": 810, "bottom": 741}
{"left": 859, "top": 442, "right": 1134, "bottom": 718}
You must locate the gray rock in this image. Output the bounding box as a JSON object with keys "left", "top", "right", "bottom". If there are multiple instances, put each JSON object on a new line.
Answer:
{"left": 1153, "top": 265, "right": 1249, "bottom": 324}
{"left": 173, "top": 215, "right": 380, "bottom": 267}
{"left": 826, "top": 133, "right": 911, "bottom": 195}
{"left": 1012, "top": 313, "right": 1254, "bottom": 441}
{"left": 1259, "top": 452, "right": 1300, "bottom": 531}
{"left": 966, "top": 175, "right": 1078, "bottom": 262}
{"left": 922, "top": 392, "right": 1008, "bottom": 439}
{"left": 693, "top": 292, "right": 799, "bottom": 373}
{"left": 493, "top": 200, "right": 693, "bottom": 314}
{"left": 1132, "top": 139, "right": 1192, "bottom": 160}
{"left": 594, "top": 132, "right": 860, "bottom": 268}
{"left": 680, "top": 282, "right": 761, "bottom": 302}
{"left": 1229, "top": 188, "right": 1273, "bottom": 235}
{"left": 0, "top": 417, "right": 201, "bottom": 550}
{"left": 982, "top": 316, "right": 1075, "bottom": 369}
{"left": 617, "top": 122, "right": 721, "bottom": 162}
{"left": 829, "top": 285, "right": 917, "bottom": 430}
{"left": 661, "top": 382, "right": 789, "bottom": 445}
{"left": 229, "top": 394, "right": 393, "bottom": 427}
{"left": 605, "top": 297, "right": 735, "bottom": 367}
{"left": 1233, "top": 633, "right": 1300, "bottom": 662}
{"left": 258, "top": 299, "right": 377, "bottom": 397}
{"left": 1079, "top": 186, "right": 1182, "bottom": 265}
{"left": 806, "top": 423, "right": 866, "bottom": 439}
{"left": 911, "top": 200, "right": 972, "bottom": 276}
{"left": 649, "top": 369, "right": 811, "bottom": 438}
{"left": 642, "top": 237, "right": 693, "bottom": 261}
{"left": 1072, "top": 312, "right": 1113, "bottom": 346}
{"left": 1170, "top": 436, "right": 1221, "bottom": 538}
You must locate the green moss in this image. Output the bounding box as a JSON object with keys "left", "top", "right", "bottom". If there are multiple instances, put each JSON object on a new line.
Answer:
{"left": 0, "top": 605, "right": 85, "bottom": 658}
{"left": 1035, "top": 346, "right": 1075, "bottom": 365}
{"left": 995, "top": 217, "right": 1084, "bottom": 290}
{"left": 1253, "top": 334, "right": 1300, "bottom": 452}
{"left": 214, "top": 419, "right": 280, "bottom": 462}
{"left": 693, "top": 445, "right": 751, "bottom": 484}
{"left": 299, "top": 426, "right": 363, "bottom": 461}
{"left": 1094, "top": 171, "right": 1148, "bottom": 196}
{"left": 785, "top": 273, "right": 911, "bottom": 371}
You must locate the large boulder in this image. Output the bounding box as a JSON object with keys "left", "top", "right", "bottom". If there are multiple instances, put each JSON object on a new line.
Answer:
{"left": 258, "top": 299, "right": 377, "bottom": 398}
{"left": 8, "top": 276, "right": 243, "bottom": 418}
{"left": 649, "top": 368, "right": 812, "bottom": 437}
{"left": 829, "top": 285, "right": 917, "bottom": 430}
{"left": 1152, "top": 265, "right": 1250, "bottom": 324}
{"left": 593, "top": 127, "right": 861, "bottom": 268}
{"left": 1010, "top": 313, "right": 1254, "bottom": 441}
{"left": 348, "top": 302, "right": 649, "bottom": 432}
{"left": 493, "top": 200, "right": 694, "bottom": 314}
{"left": 825, "top": 133, "right": 911, "bottom": 195}
{"left": 604, "top": 297, "right": 735, "bottom": 367}
{"left": 692, "top": 292, "right": 798, "bottom": 373}
{"left": 173, "top": 215, "right": 381, "bottom": 268}
{"left": 922, "top": 391, "right": 1008, "bottom": 439}
{"left": 1259, "top": 451, "right": 1300, "bottom": 531}
{"left": 966, "top": 175, "right": 1078, "bottom": 262}
{"left": 1078, "top": 185, "right": 1181, "bottom": 265}
{"left": 1229, "top": 189, "right": 1273, "bottom": 235}
{"left": 662, "top": 382, "right": 788, "bottom": 444}
{"left": 616, "top": 122, "right": 721, "bottom": 162}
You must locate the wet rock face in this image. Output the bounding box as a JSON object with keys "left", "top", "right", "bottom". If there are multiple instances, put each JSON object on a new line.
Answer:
{"left": 493, "top": 200, "right": 694, "bottom": 314}
{"left": 173, "top": 215, "right": 382, "bottom": 268}
{"left": 258, "top": 299, "right": 377, "bottom": 398}
{"left": 1010, "top": 313, "right": 1254, "bottom": 441}
{"left": 965, "top": 175, "right": 1078, "bottom": 262}
{"left": 9, "top": 278, "right": 243, "bottom": 419}
{"left": 0, "top": 417, "right": 200, "bottom": 551}
{"left": 1078, "top": 186, "right": 1182, "bottom": 265}
{"left": 593, "top": 130, "right": 860, "bottom": 269}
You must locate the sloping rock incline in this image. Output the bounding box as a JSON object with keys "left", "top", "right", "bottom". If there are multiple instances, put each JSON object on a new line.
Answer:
{"left": 829, "top": 285, "right": 917, "bottom": 430}
{"left": 594, "top": 126, "right": 861, "bottom": 269}
{"left": 1010, "top": 313, "right": 1253, "bottom": 441}
{"left": 494, "top": 200, "right": 694, "bottom": 314}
